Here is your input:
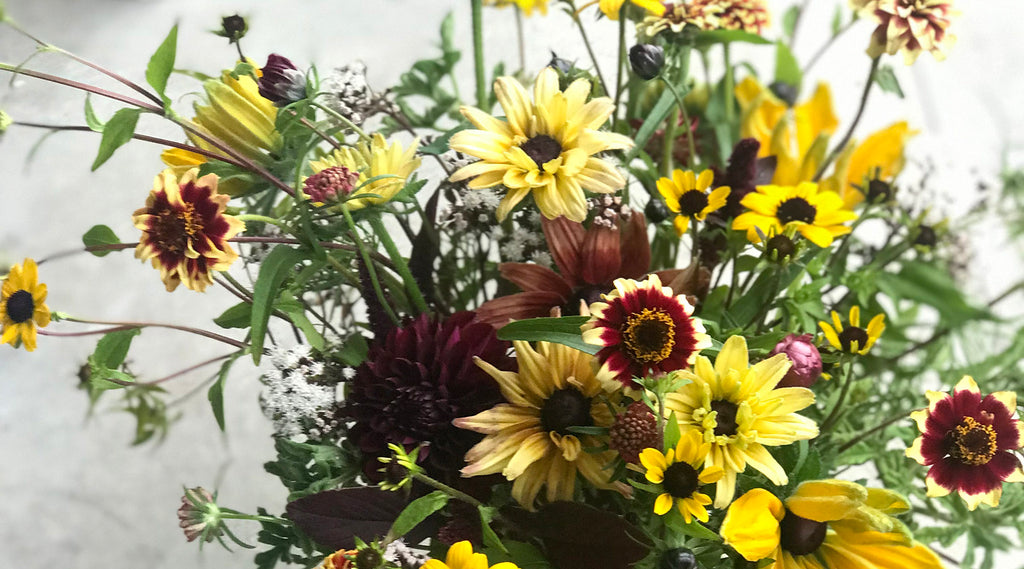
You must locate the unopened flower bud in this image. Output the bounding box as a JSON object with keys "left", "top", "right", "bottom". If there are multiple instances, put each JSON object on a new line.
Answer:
{"left": 769, "top": 81, "right": 799, "bottom": 107}
{"left": 547, "top": 51, "right": 573, "bottom": 75}
{"left": 218, "top": 14, "right": 247, "bottom": 43}
{"left": 645, "top": 198, "right": 671, "bottom": 224}
{"left": 659, "top": 547, "right": 698, "bottom": 569}
{"left": 765, "top": 233, "right": 796, "bottom": 262}
{"left": 866, "top": 179, "right": 894, "bottom": 202}
{"left": 629, "top": 44, "right": 664, "bottom": 81}
{"left": 258, "top": 54, "right": 307, "bottom": 106}
{"left": 177, "top": 487, "right": 223, "bottom": 543}
{"left": 914, "top": 224, "right": 937, "bottom": 248}
{"left": 769, "top": 333, "right": 823, "bottom": 388}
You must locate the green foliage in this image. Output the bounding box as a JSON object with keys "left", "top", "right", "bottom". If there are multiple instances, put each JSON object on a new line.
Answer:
{"left": 208, "top": 354, "right": 242, "bottom": 431}
{"left": 774, "top": 41, "right": 802, "bottom": 91}
{"left": 91, "top": 108, "right": 142, "bottom": 170}
{"left": 390, "top": 491, "right": 449, "bottom": 538}
{"left": 81, "top": 224, "right": 121, "bottom": 257}
{"left": 386, "top": 12, "right": 461, "bottom": 130}
{"left": 496, "top": 316, "right": 597, "bottom": 354}
{"left": 263, "top": 438, "right": 361, "bottom": 500}
{"left": 250, "top": 246, "right": 308, "bottom": 364}
{"left": 253, "top": 508, "right": 319, "bottom": 569}
{"left": 874, "top": 64, "right": 905, "bottom": 98}
{"left": 145, "top": 24, "right": 177, "bottom": 103}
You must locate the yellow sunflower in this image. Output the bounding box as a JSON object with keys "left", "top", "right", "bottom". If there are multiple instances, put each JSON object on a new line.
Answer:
{"left": 0, "top": 258, "right": 51, "bottom": 352}
{"left": 449, "top": 67, "right": 633, "bottom": 222}
{"left": 665, "top": 335, "right": 818, "bottom": 507}
{"left": 721, "top": 481, "right": 944, "bottom": 569}
{"left": 819, "top": 305, "right": 885, "bottom": 355}
{"left": 303, "top": 133, "right": 421, "bottom": 211}
{"left": 639, "top": 429, "right": 724, "bottom": 522}
{"left": 732, "top": 181, "right": 857, "bottom": 247}
{"left": 656, "top": 169, "right": 731, "bottom": 236}
{"left": 454, "top": 340, "right": 626, "bottom": 509}
{"left": 422, "top": 541, "right": 520, "bottom": 569}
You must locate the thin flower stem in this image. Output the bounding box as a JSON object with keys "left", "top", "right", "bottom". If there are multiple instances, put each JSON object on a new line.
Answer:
{"left": 367, "top": 214, "right": 430, "bottom": 314}
{"left": 144, "top": 353, "right": 236, "bottom": 386}
{"left": 62, "top": 317, "right": 249, "bottom": 350}
{"left": 0, "top": 63, "right": 163, "bottom": 112}
{"left": 309, "top": 100, "right": 370, "bottom": 142}
{"left": 661, "top": 108, "right": 678, "bottom": 177}
{"left": 722, "top": 43, "right": 735, "bottom": 128}
{"left": 514, "top": 7, "right": 526, "bottom": 73}
{"left": 804, "top": 19, "right": 858, "bottom": 75}
{"left": 229, "top": 236, "right": 398, "bottom": 271}
{"left": 837, "top": 411, "right": 909, "bottom": 453}
{"left": 286, "top": 109, "right": 342, "bottom": 150}
{"left": 213, "top": 274, "right": 253, "bottom": 304}
{"left": 612, "top": 15, "right": 627, "bottom": 128}
{"left": 813, "top": 57, "right": 881, "bottom": 182}
{"left": 340, "top": 206, "right": 401, "bottom": 325}
{"left": 39, "top": 325, "right": 138, "bottom": 337}
{"left": 412, "top": 472, "right": 487, "bottom": 509}
{"left": 659, "top": 78, "right": 697, "bottom": 169}
{"left": 36, "top": 243, "right": 138, "bottom": 265}
{"left": 787, "top": 0, "right": 813, "bottom": 49}
{"left": 569, "top": 3, "right": 609, "bottom": 96}
{"left": 235, "top": 214, "right": 289, "bottom": 230}
{"left": 819, "top": 359, "right": 854, "bottom": 434}
{"left": 470, "top": 0, "right": 488, "bottom": 109}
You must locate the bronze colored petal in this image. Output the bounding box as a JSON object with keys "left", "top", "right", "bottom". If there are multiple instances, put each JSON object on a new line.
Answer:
{"left": 475, "top": 291, "right": 566, "bottom": 328}
{"left": 655, "top": 261, "right": 711, "bottom": 305}
{"left": 618, "top": 210, "right": 651, "bottom": 279}
{"left": 581, "top": 224, "right": 622, "bottom": 285}
{"left": 499, "top": 263, "right": 574, "bottom": 299}
{"left": 542, "top": 215, "right": 586, "bottom": 286}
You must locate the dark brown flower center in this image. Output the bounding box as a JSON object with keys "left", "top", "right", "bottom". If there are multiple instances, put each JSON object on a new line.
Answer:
{"left": 677, "top": 190, "right": 710, "bottom": 217}
{"left": 540, "top": 388, "right": 593, "bottom": 436}
{"left": 776, "top": 197, "right": 817, "bottom": 225}
{"left": 710, "top": 400, "right": 739, "bottom": 437}
{"left": 837, "top": 326, "right": 869, "bottom": 352}
{"left": 520, "top": 135, "right": 563, "bottom": 168}
{"left": 780, "top": 510, "right": 828, "bottom": 556}
{"left": 151, "top": 205, "right": 196, "bottom": 253}
{"left": 662, "top": 461, "right": 700, "bottom": 499}
{"left": 5, "top": 290, "right": 34, "bottom": 323}
{"left": 622, "top": 308, "right": 676, "bottom": 363}
{"left": 949, "top": 416, "right": 998, "bottom": 466}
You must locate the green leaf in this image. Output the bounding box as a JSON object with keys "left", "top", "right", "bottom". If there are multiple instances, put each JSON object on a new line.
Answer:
{"left": 208, "top": 353, "right": 240, "bottom": 431}
{"left": 82, "top": 224, "right": 121, "bottom": 257}
{"left": 663, "top": 410, "right": 681, "bottom": 451}
{"left": 479, "top": 506, "right": 509, "bottom": 555}
{"left": 337, "top": 333, "right": 369, "bottom": 367}
{"left": 774, "top": 41, "right": 802, "bottom": 91}
{"left": 91, "top": 108, "right": 141, "bottom": 171}
{"left": 663, "top": 508, "right": 720, "bottom": 541}
{"left": 276, "top": 292, "right": 325, "bottom": 351}
{"left": 496, "top": 316, "right": 598, "bottom": 355}
{"left": 876, "top": 261, "right": 991, "bottom": 325}
{"left": 390, "top": 490, "right": 449, "bottom": 538}
{"left": 694, "top": 29, "right": 773, "bottom": 48}
{"left": 874, "top": 64, "right": 905, "bottom": 99}
{"left": 214, "top": 302, "right": 253, "bottom": 329}
{"left": 93, "top": 328, "right": 141, "bottom": 369}
{"left": 83, "top": 95, "right": 104, "bottom": 132}
{"left": 251, "top": 246, "right": 307, "bottom": 364}
{"left": 831, "top": 5, "right": 844, "bottom": 36}
{"left": 420, "top": 123, "right": 466, "bottom": 155}
{"left": 782, "top": 5, "right": 801, "bottom": 40}
{"left": 627, "top": 88, "right": 675, "bottom": 161}
{"left": 145, "top": 24, "right": 178, "bottom": 102}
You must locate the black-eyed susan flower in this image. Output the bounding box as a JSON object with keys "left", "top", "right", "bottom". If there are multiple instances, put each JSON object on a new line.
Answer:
{"left": 665, "top": 335, "right": 818, "bottom": 507}
{"left": 819, "top": 305, "right": 885, "bottom": 355}
{"left": 582, "top": 274, "right": 711, "bottom": 389}
{"left": 732, "top": 182, "right": 857, "bottom": 247}
{"left": 454, "top": 341, "right": 625, "bottom": 509}
{"left": 720, "top": 481, "right": 944, "bottom": 569}
{"left": 133, "top": 168, "right": 245, "bottom": 292}
{"left": 639, "top": 430, "right": 723, "bottom": 523}
{"left": 422, "top": 541, "right": 520, "bottom": 569}
{"left": 305, "top": 133, "right": 421, "bottom": 211}
{"left": 656, "top": 169, "right": 731, "bottom": 236}
{"left": 0, "top": 258, "right": 50, "bottom": 352}
{"left": 449, "top": 67, "right": 633, "bottom": 223}
{"left": 593, "top": 0, "right": 665, "bottom": 20}
{"left": 906, "top": 375, "right": 1024, "bottom": 510}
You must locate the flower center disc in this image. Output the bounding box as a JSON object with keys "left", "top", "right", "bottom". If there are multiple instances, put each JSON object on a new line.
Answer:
{"left": 540, "top": 388, "right": 593, "bottom": 436}
{"left": 949, "top": 416, "right": 998, "bottom": 466}
{"left": 710, "top": 400, "right": 739, "bottom": 437}
{"left": 520, "top": 135, "right": 563, "bottom": 168}
{"left": 622, "top": 308, "right": 676, "bottom": 363}
{"left": 780, "top": 510, "right": 828, "bottom": 556}
{"left": 837, "top": 326, "right": 869, "bottom": 352}
{"left": 5, "top": 290, "right": 35, "bottom": 323}
{"left": 677, "top": 190, "right": 710, "bottom": 217}
{"left": 662, "top": 461, "right": 700, "bottom": 499}
{"left": 776, "top": 197, "right": 817, "bottom": 225}
{"left": 180, "top": 203, "right": 204, "bottom": 236}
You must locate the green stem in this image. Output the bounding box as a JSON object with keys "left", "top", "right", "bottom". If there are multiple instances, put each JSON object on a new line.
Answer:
{"left": 723, "top": 43, "right": 735, "bottom": 128}
{"left": 235, "top": 214, "right": 289, "bottom": 230}
{"left": 660, "top": 78, "right": 696, "bottom": 169}
{"left": 662, "top": 108, "right": 678, "bottom": 177}
{"left": 813, "top": 57, "right": 880, "bottom": 182}
{"left": 471, "top": 0, "right": 488, "bottom": 109}
{"left": 837, "top": 411, "right": 909, "bottom": 453}
{"left": 613, "top": 14, "right": 627, "bottom": 127}
{"left": 570, "top": 2, "right": 609, "bottom": 96}
{"left": 63, "top": 317, "right": 249, "bottom": 350}
{"left": 368, "top": 214, "right": 430, "bottom": 314}
{"left": 514, "top": 6, "right": 526, "bottom": 73}
{"left": 310, "top": 100, "right": 370, "bottom": 142}
{"left": 819, "top": 359, "right": 854, "bottom": 434}
{"left": 340, "top": 206, "right": 401, "bottom": 325}
{"left": 412, "top": 472, "right": 486, "bottom": 509}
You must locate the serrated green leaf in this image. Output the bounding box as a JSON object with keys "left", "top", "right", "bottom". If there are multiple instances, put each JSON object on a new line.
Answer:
{"left": 251, "top": 246, "right": 307, "bottom": 364}
{"left": 390, "top": 491, "right": 449, "bottom": 538}
{"left": 82, "top": 224, "right": 121, "bottom": 257}
{"left": 496, "top": 316, "right": 598, "bottom": 355}
{"left": 91, "top": 108, "right": 141, "bottom": 171}
{"left": 145, "top": 24, "right": 177, "bottom": 102}
{"left": 83, "top": 95, "right": 104, "bottom": 132}
{"left": 93, "top": 328, "right": 141, "bottom": 369}
{"left": 774, "top": 41, "right": 802, "bottom": 90}
{"left": 874, "top": 64, "right": 905, "bottom": 99}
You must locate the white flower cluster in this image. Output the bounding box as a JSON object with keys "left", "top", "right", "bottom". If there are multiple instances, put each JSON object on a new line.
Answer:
{"left": 439, "top": 184, "right": 502, "bottom": 232}
{"left": 589, "top": 195, "right": 631, "bottom": 229}
{"left": 320, "top": 62, "right": 395, "bottom": 126}
{"left": 260, "top": 345, "right": 339, "bottom": 440}
{"left": 384, "top": 539, "right": 430, "bottom": 569}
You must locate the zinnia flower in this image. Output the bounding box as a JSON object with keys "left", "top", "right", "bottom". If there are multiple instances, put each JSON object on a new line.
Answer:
{"left": 422, "top": 541, "right": 520, "bottom": 569}
{"left": 818, "top": 305, "right": 885, "bottom": 355}
{"left": 1, "top": 258, "right": 50, "bottom": 352}
{"left": 906, "top": 375, "right": 1024, "bottom": 510}
{"left": 720, "top": 481, "right": 944, "bottom": 569}
{"left": 582, "top": 274, "right": 711, "bottom": 389}
{"left": 855, "top": 0, "right": 958, "bottom": 64}
{"left": 702, "top": 0, "right": 771, "bottom": 34}
{"left": 132, "top": 168, "right": 245, "bottom": 292}
{"left": 665, "top": 335, "right": 818, "bottom": 507}
{"left": 639, "top": 430, "right": 724, "bottom": 522}
{"left": 305, "top": 133, "right": 421, "bottom": 211}
{"left": 454, "top": 341, "right": 624, "bottom": 509}
{"left": 732, "top": 181, "right": 857, "bottom": 248}
{"left": 656, "top": 169, "right": 731, "bottom": 236}
{"left": 449, "top": 67, "right": 633, "bottom": 222}
{"left": 345, "top": 312, "right": 513, "bottom": 482}
{"left": 639, "top": 1, "right": 720, "bottom": 37}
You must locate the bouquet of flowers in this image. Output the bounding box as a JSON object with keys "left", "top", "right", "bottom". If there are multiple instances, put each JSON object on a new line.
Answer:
{"left": 3, "top": 0, "right": 1023, "bottom": 568}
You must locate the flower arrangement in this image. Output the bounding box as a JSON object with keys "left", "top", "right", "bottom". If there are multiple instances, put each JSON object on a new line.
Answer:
{"left": 3, "top": 1, "right": 1024, "bottom": 568}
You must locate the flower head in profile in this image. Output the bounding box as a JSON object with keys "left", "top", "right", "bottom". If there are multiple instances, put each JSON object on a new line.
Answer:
{"left": 258, "top": 53, "right": 308, "bottom": 106}
{"left": 189, "top": 69, "right": 282, "bottom": 162}
{"left": 132, "top": 169, "right": 245, "bottom": 292}
{"left": 721, "top": 481, "right": 944, "bottom": 569}
{"left": 639, "top": 430, "right": 724, "bottom": 523}
{"left": 665, "top": 336, "right": 818, "bottom": 507}
{"left": 582, "top": 274, "right": 711, "bottom": 389}
{"left": 819, "top": 305, "right": 885, "bottom": 355}
{"left": 422, "top": 541, "right": 520, "bottom": 569}
{"left": 305, "top": 133, "right": 421, "bottom": 211}
{"left": 825, "top": 121, "right": 916, "bottom": 209}
{"left": 657, "top": 169, "right": 731, "bottom": 236}
{"left": 639, "top": 2, "right": 720, "bottom": 38}
{"left": 703, "top": 0, "right": 771, "bottom": 34}
{"left": 449, "top": 67, "right": 633, "bottom": 222}
{"left": 454, "top": 341, "right": 624, "bottom": 509}
{"left": 484, "top": 0, "right": 549, "bottom": 16}
{"left": 732, "top": 182, "right": 857, "bottom": 247}
{"left": 854, "top": 0, "right": 958, "bottom": 64}
{"left": 907, "top": 375, "right": 1024, "bottom": 510}
{"left": 1, "top": 258, "right": 50, "bottom": 352}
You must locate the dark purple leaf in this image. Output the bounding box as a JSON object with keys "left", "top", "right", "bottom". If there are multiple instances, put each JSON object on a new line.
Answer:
{"left": 532, "top": 502, "right": 651, "bottom": 569}
{"left": 285, "top": 487, "right": 434, "bottom": 550}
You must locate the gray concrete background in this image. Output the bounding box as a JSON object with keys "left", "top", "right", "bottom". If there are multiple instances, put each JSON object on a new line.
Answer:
{"left": 0, "top": 1, "right": 1022, "bottom": 567}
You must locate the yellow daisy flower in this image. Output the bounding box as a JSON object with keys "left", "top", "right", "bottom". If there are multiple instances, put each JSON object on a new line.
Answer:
{"left": 595, "top": 0, "right": 666, "bottom": 20}
{"left": 819, "top": 306, "right": 885, "bottom": 355}
{"left": 304, "top": 133, "right": 421, "bottom": 211}
{"left": 454, "top": 341, "right": 625, "bottom": 509}
{"left": 665, "top": 335, "right": 818, "bottom": 507}
{"left": 720, "top": 481, "right": 944, "bottom": 569}
{"left": 188, "top": 70, "right": 281, "bottom": 162}
{"left": 656, "top": 169, "right": 731, "bottom": 236}
{"left": 449, "top": 67, "right": 633, "bottom": 223}
{"left": 1, "top": 258, "right": 51, "bottom": 352}
{"left": 732, "top": 181, "right": 857, "bottom": 247}
{"left": 484, "top": 0, "right": 549, "bottom": 16}
{"left": 421, "top": 541, "right": 520, "bottom": 569}
{"left": 639, "top": 430, "right": 724, "bottom": 522}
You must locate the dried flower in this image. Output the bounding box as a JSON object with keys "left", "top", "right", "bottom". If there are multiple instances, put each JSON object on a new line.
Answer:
{"left": 609, "top": 401, "right": 660, "bottom": 464}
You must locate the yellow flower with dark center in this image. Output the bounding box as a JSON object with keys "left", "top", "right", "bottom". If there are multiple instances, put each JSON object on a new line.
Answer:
{"left": 304, "top": 134, "right": 421, "bottom": 211}
{"left": 732, "top": 182, "right": 857, "bottom": 247}
{"left": 639, "top": 430, "right": 724, "bottom": 522}
{"left": 133, "top": 168, "right": 245, "bottom": 292}
{"left": 665, "top": 335, "right": 818, "bottom": 507}
{"left": 825, "top": 121, "right": 917, "bottom": 209}
{"left": 449, "top": 67, "right": 633, "bottom": 223}
{"left": 657, "top": 169, "right": 731, "bottom": 236}
{"left": 595, "top": 0, "right": 666, "bottom": 20}
{"left": 819, "top": 306, "right": 885, "bottom": 355}
{"left": 422, "top": 541, "right": 520, "bottom": 569}
{"left": 484, "top": 0, "right": 549, "bottom": 16}
{"left": 720, "top": 481, "right": 944, "bottom": 569}
{"left": 1, "top": 258, "right": 50, "bottom": 352}
{"left": 454, "top": 341, "right": 625, "bottom": 509}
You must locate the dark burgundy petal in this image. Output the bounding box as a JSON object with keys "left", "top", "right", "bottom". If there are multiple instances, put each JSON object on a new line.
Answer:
{"left": 475, "top": 291, "right": 566, "bottom": 327}
{"left": 986, "top": 451, "right": 1022, "bottom": 481}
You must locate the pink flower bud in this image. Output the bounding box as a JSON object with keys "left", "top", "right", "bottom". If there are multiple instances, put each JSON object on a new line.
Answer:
{"left": 770, "top": 333, "right": 822, "bottom": 388}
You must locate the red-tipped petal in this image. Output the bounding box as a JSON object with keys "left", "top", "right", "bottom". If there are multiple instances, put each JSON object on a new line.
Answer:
{"left": 542, "top": 215, "right": 586, "bottom": 286}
